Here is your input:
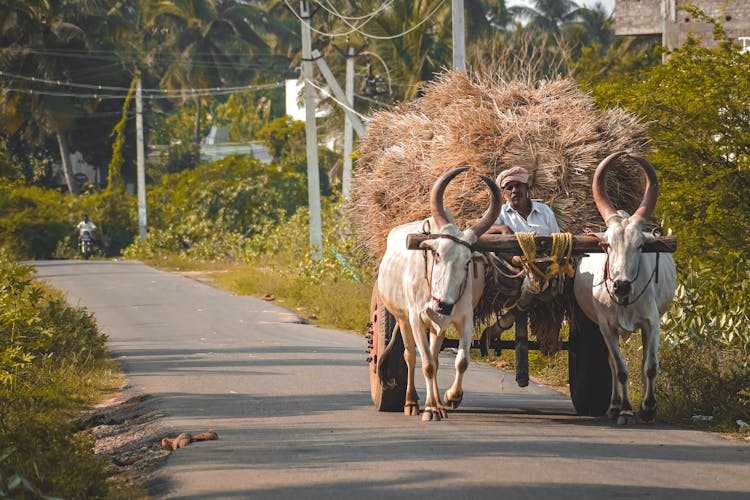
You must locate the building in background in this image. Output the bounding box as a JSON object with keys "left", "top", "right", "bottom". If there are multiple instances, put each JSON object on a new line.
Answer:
{"left": 615, "top": 0, "right": 750, "bottom": 50}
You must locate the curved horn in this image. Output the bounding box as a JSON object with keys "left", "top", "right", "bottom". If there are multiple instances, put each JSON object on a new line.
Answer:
{"left": 627, "top": 153, "right": 659, "bottom": 219}
{"left": 430, "top": 167, "right": 468, "bottom": 229}
{"left": 592, "top": 151, "right": 628, "bottom": 222}
{"left": 469, "top": 174, "right": 502, "bottom": 237}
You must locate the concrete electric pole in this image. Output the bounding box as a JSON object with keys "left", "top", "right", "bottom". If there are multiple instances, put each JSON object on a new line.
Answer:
{"left": 299, "top": 1, "right": 323, "bottom": 260}
{"left": 452, "top": 0, "right": 466, "bottom": 74}
{"left": 135, "top": 74, "right": 147, "bottom": 240}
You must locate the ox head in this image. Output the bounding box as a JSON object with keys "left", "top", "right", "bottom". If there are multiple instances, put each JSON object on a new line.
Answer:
{"left": 420, "top": 167, "right": 501, "bottom": 316}
{"left": 593, "top": 151, "right": 659, "bottom": 299}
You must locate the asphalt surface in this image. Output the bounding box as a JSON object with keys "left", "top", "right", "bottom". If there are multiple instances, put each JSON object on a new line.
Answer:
{"left": 32, "top": 259, "right": 750, "bottom": 499}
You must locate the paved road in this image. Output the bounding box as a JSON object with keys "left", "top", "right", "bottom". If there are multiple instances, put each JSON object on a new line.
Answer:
{"left": 32, "top": 260, "right": 749, "bottom": 499}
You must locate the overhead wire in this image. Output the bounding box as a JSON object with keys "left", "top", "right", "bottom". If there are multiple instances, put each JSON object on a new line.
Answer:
{"left": 318, "top": 0, "right": 393, "bottom": 22}
{"left": 283, "top": 0, "right": 370, "bottom": 38}
{"left": 342, "top": 0, "right": 447, "bottom": 40}
{"left": 306, "top": 79, "right": 368, "bottom": 121}
{"left": 283, "top": 0, "right": 445, "bottom": 41}
{"left": 0, "top": 71, "right": 286, "bottom": 99}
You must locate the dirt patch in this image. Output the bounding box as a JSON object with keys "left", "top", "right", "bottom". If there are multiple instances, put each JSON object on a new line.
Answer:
{"left": 78, "top": 393, "right": 170, "bottom": 489}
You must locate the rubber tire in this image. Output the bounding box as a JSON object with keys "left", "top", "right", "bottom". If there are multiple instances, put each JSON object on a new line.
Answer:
{"left": 568, "top": 300, "right": 612, "bottom": 416}
{"left": 369, "top": 287, "right": 407, "bottom": 412}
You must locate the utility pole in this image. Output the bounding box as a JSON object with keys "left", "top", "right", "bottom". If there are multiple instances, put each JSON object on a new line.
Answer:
{"left": 343, "top": 44, "right": 355, "bottom": 199}
{"left": 300, "top": 1, "right": 322, "bottom": 260}
{"left": 452, "top": 0, "right": 466, "bottom": 73}
{"left": 332, "top": 39, "right": 368, "bottom": 198}
{"left": 135, "top": 73, "right": 147, "bottom": 241}
{"left": 312, "top": 50, "right": 365, "bottom": 137}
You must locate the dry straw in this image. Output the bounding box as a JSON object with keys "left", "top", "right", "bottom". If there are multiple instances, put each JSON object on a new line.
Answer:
{"left": 349, "top": 71, "right": 651, "bottom": 263}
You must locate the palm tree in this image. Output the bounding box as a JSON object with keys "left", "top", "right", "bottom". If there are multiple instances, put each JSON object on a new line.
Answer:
{"left": 0, "top": 0, "right": 90, "bottom": 194}
{"left": 570, "top": 2, "right": 614, "bottom": 51}
{"left": 144, "top": 0, "right": 270, "bottom": 144}
{"left": 509, "top": 0, "right": 581, "bottom": 36}
{"left": 361, "top": 0, "right": 453, "bottom": 101}
{"left": 466, "top": 0, "right": 514, "bottom": 40}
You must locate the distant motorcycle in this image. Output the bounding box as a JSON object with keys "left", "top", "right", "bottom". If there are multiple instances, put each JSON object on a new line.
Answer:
{"left": 79, "top": 230, "right": 94, "bottom": 259}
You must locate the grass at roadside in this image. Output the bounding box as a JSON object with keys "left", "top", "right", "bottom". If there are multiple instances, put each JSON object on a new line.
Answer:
{"left": 1, "top": 256, "right": 148, "bottom": 498}
{"left": 140, "top": 254, "right": 373, "bottom": 334}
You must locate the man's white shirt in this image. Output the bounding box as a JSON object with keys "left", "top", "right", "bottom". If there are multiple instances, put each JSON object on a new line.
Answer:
{"left": 495, "top": 200, "right": 559, "bottom": 235}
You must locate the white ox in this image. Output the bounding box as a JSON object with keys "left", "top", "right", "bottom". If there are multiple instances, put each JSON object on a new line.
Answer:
{"left": 574, "top": 152, "right": 677, "bottom": 425}
{"left": 377, "top": 168, "right": 501, "bottom": 421}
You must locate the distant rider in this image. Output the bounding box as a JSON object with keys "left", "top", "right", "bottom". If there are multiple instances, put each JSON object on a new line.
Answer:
{"left": 76, "top": 214, "right": 97, "bottom": 241}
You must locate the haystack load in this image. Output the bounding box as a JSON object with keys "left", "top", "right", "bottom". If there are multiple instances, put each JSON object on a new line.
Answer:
{"left": 350, "top": 71, "right": 655, "bottom": 354}
{"left": 349, "top": 70, "right": 652, "bottom": 263}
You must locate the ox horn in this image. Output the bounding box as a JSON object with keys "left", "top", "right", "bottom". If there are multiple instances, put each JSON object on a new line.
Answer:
{"left": 430, "top": 167, "right": 468, "bottom": 229}
{"left": 469, "top": 174, "right": 502, "bottom": 237}
{"left": 627, "top": 153, "right": 659, "bottom": 219}
{"left": 593, "top": 151, "right": 628, "bottom": 222}
{"left": 593, "top": 151, "right": 660, "bottom": 223}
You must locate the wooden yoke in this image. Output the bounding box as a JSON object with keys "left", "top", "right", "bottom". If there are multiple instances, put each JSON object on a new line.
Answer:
{"left": 405, "top": 233, "right": 677, "bottom": 255}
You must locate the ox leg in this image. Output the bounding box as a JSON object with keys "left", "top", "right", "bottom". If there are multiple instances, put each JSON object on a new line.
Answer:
{"left": 399, "top": 319, "right": 420, "bottom": 416}
{"left": 639, "top": 322, "right": 659, "bottom": 423}
{"left": 427, "top": 330, "right": 448, "bottom": 415}
{"left": 444, "top": 321, "right": 473, "bottom": 409}
{"left": 413, "top": 320, "right": 446, "bottom": 422}
{"left": 600, "top": 328, "right": 635, "bottom": 425}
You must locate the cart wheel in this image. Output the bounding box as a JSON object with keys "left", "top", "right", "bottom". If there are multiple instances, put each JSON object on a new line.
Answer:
{"left": 568, "top": 300, "right": 611, "bottom": 416}
{"left": 369, "top": 285, "right": 407, "bottom": 412}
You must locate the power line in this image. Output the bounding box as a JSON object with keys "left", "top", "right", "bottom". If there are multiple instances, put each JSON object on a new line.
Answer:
{"left": 0, "top": 72, "right": 286, "bottom": 99}
{"left": 344, "top": 0, "right": 447, "bottom": 41}
{"left": 283, "top": 0, "right": 445, "bottom": 41}
{"left": 318, "top": 0, "right": 393, "bottom": 22}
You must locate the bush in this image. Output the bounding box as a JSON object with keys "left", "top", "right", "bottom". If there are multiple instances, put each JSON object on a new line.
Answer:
{"left": 0, "top": 181, "right": 69, "bottom": 259}
{"left": 659, "top": 342, "right": 750, "bottom": 431}
{"left": 0, "top": 252, "right": 113, "bottom": 497}
{"left": 125, "top": 154, "right": 305, "bottom": 261}
{"left": 213, "top": 200, "right": 374, "bottom": 332}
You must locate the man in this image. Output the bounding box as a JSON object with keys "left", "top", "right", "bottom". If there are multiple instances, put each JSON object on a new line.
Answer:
{"left": 489, "top": 166, "right": 559, "bottom": 235}
{"left": 76, "top": 214, "right": 97, "bottom": 238}
{"left": 482, "top": 167, "right": 562, "bottom": 385}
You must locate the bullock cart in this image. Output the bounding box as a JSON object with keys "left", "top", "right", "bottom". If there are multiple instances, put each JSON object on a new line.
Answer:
{"left": 351, "top": 71, "right": 676, "bottom": 418}
{"left": 366, "top": 231, "right": 676, "bottom": 416}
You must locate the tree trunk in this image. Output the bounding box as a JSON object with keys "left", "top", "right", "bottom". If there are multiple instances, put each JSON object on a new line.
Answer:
{"left": 194, "top": 98, "right": 202, "bottom": 144}
{"left": 56, "top": 132, "right": 78, "bottom": 194}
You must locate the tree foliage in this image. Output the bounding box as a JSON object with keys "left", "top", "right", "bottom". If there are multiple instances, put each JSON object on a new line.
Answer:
{"left": 125, "top": 153, "right": 306, "bottom": 261}
{"left": 587, "top": 9, "right": 750, "bottom": 268}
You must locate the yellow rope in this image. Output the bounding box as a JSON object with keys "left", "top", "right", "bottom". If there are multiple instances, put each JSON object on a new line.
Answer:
{"left": 514, "top": 232, "right": 576, "bottom": 281}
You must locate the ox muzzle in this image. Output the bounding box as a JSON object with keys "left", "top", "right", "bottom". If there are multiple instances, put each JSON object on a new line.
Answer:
{"left": 434, "top": 300, "right": 454, "bottom": 316}
{"left": 612, "top": 279, "right": 632, "bottom": 298}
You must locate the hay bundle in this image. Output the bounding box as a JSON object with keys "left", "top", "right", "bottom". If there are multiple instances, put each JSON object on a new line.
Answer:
{"left": 350, "top": 71, "right": 651, "bottom": 263}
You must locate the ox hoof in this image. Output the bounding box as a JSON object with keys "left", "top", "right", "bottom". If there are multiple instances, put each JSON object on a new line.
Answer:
{"left": 443, "top": 390, "right": 463, "bottom": 409}
{"left": 404, "top": 403, "right": 420, "bottom": 416}
{"left": 421, "top": 406, "right": 447, "bottom": 422}
{"left": 639, "top": 407, "right": 657, "bottom": 423}
{"left": 606, "top": 407, "right": 621, "bottom": 420}
{"left": 616, "top": 410, "right": 637, "bottom": 425}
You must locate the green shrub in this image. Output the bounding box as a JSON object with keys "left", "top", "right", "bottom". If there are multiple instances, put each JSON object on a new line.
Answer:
{"left": 659, "top": 342, "right": 750, "bottom": 431}
{"left": 0, "top": 181, "right": 69, "bottom": 259}
{"left": 213, "top": 200, "right": 373, "bottom": 332}
{"left": 0, "top": 252, "right": 114, "bottom": 497}
{"left": 125, "top": 154, "right": 305, "bottom": 261}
